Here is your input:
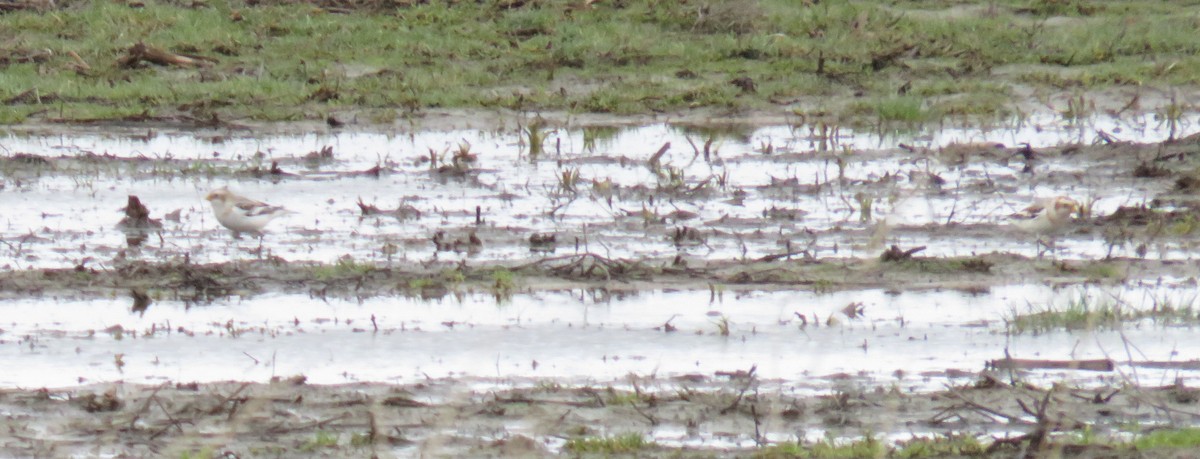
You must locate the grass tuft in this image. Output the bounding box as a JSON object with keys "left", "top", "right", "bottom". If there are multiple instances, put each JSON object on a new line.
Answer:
{"left": 894, "top": 434, "right": 986, "bottom": 458}
{"left": 757, "top": 434, "right": 886, "bottom": 458}
{"left": 873, "top": 96, "right": 928, "bottom": 124}
{"left": 1007, "top": 294, "right": 1200, "bottom": 335}
{"left": 1134, "top": 428, "right": 1200, "bottom": 450}
{"left": 564, "top": 433, "right": 653, "bottom": 454}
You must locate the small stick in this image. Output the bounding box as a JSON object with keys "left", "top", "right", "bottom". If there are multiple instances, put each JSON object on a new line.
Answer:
{"left": 127, "top": 382, "right": 170, "bottom": 429}
{"left": 67, "top": 50, "right": 91, "bottom": 71}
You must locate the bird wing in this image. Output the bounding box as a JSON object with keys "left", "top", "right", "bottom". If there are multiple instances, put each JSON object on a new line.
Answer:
{"left": 231, "top": 196, "right": 283, "bottom": 217}
{"left": 1010, "top": 202, "right": 1045, "bottom": 220}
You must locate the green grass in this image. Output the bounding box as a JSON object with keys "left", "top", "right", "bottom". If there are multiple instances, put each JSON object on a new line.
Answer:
{"left": 1133, "top": 428, "right": 1200, "bottom": 450}
{"left": 311, "top": 256, "right": 376, "bottom": 281}
{"left": 873, "top": 96, "right": 929, "bottom": 124}
{"left": 811, "top": 278, "right": 837, "bottom": 294}
{"left": 490, "top": 268, "right": 516, "bottom": 294}
{"left": 564, "top": 433, "right": 654, "bottom": 454}
{"left": 894, "top": 435, "right": 986, "bottom": 458}
{"left": 757, "top": 435, "right": 886, "bottom": 458}
{"left": 887, "top": 257, "right": 994, "bottom": 274}
{"left": 299, "top": 431, "right": 339, "bottom": 452}
{"left": 1076, "top": 262, "right": 1125, "bottom": 280}
{"left": 179, "top": 447, "right": 215, "bottom": 459}
{"left": 3, "top": 1, "right": 1200, "bottom": 124}
{"left": 1165, "top": 214, "right": 1200, "bottom": 236}
{"left": 753, "top": 428, "right": 1200, "bottom": 457}
{"left": 349, "top": 432, "right": 373, "bottom": 447}
{"left": 750, "top": 428, "right": 1200, "bottom": 458}
{"left": 405, "top": 268, "right": 466, "bottom": 298}
{"left": 1007, "top": 297, "right": 1123, "bottom": 334}
{"left": 1007, "top": 294, "right": 1200, "bottom": 334}
{"left": 440, "top": 269, "right": 467, "bottom": 285}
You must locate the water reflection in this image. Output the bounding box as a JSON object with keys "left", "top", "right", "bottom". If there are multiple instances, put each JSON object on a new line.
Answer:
{"left": 0, "top": 112, "right": 1196, "bottom": 269}
{"left": 0, "top": 284, "right": 1196, "bottom": 389}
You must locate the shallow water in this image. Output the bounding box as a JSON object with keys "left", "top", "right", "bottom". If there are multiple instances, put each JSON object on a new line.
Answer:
{"left": 1, "top": 112, "right": 1197, "bottom": 270}
{"left": 2, "top": 283, "right": 1197, "bottom": 390}
{"left": 2, "top": 114, "right": 1199, "bottom": 392}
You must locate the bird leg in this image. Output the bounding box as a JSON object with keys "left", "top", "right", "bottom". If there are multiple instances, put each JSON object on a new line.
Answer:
{"left": 1038, "top": 236, "right": 1062, "bottom": 259}
{"left": 1034, "top": 236, "right": 1055, "bottom": 259}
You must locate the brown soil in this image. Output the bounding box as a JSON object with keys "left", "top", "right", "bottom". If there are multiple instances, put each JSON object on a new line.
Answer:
{"left": 5, "top": 373, "right": 1199, "bottom": 458}
{"left": 0, "top": 252, "right": 1196, "bottom": 303}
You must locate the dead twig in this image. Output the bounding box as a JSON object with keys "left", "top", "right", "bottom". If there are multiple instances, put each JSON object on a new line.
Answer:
{"left": 628, "top": 400, "right": 659, "bottom": 426}
{"left": 942, "top": 386, "right": 1026, "bottom": 424}
{"left": 755, "top": 250, "right": 810, "bottom": 262}
{"left": 267, "top": 412, "right": 352, "bottom": 434}
{"left": 209, "top": 382, "right": 251, "bottom": 418}
{"left": 988, "top": 358, "right": 1114, "bottom": 372}
{"left": 719, "top": 365, "right": 757, "bottom": 415}
{"left": 127, "top": 382, "right": 170, "bottom": 429}
{"left": 880, "top": 244, "right": 926, "bottom": 262}
{"left": 67, "top": 50, "right": 91, "bottom": 72}
{"left": 117, "top": 42, "right": 217, "bottom": 68}
{"left": 512, "top": 253, "right": 647, "bottom": 281}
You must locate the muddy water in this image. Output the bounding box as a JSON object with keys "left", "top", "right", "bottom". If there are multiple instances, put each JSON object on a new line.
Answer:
{"left": 2, "top": 112, "right": 1198, "bottom": 271}
{"left": 3, "top": 283, "right": 1197, "bottom": 390}
{"left": 2, "top": 113, "right": 1200, "bottom": 396}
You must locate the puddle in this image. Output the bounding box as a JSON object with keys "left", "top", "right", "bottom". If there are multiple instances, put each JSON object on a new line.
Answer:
{"left": 1, "top": 112, "right": 1198, "bottom": 270}
{"left": 3, "top": 284, "right": 1197, "bottom": 389}
{"left": 2, "top": 114, "right": 1200, "bottom": 396}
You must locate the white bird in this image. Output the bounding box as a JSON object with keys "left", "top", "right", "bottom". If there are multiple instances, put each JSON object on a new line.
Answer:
{"left": 205, "top": 187, "right": 290, "bottom": 239}
{"left": 1009, "top": 196, "right": 1080, "bottom": 256}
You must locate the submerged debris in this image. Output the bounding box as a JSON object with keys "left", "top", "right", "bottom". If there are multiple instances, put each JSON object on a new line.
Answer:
{"left": 880, "top": 244, "right": 925, "bottom": 262}
{"left": 427, "top": 142, "right": 478, "bottom": 176}
{"left": 73, "top": 389, "right": 122, "bottom": 413}
{"left": 6, "top": 152, "right": 51, "bottom": 166}
{"left": 987, "top": 357, "right": 1114, "bottom": 372}
{"left": 432, "top": 230, "right": 482, "bottom": 253}
{"left": 840, "top": 301, "right": 865, "bottom": 319}
{"left": 762, "top": 206, "right": 807, "bottom": 221}
{"left": 117, "top": 196, "right": 162, "bottom": 230}
{"left": 1132, "top": 161, "right": 1171, "bottom": 178}
{"left": 356, "top": 198, "right": 420, "bottom": 220}
{"left": 1174, "top": 172, "right": 1200, "bottom": 191}
{"left": 130, "top": 289, "right": 152, "bottom": 315}
{"left": 239, "top": 160, "right": 294, "bottom": 179}
{"left": 1100, "top": 205, "right": 1200, "bottom": 227}
{"left": 302, "top": 145, "right": 335, "bottom": 164}
{"left": 528, "top": 232, "right": 556, "bottom": 252}
{"left": 117, "top": 195, "right": 163, "bottom": 247}
{"left": 672, "top": 226, "right": 705, "bottom": 247}
{"left": 515, "top": 253, "right": 650, "bottom": 281}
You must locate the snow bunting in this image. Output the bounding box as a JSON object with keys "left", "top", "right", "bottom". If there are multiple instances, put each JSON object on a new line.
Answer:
{"left": 205, "top": 187, "right": 290, "bottom": 239}
{"left": 1009, "top": 196, "right": 1080, "bottom": 256}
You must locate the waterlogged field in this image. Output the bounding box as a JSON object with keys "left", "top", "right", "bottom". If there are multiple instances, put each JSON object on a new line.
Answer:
{"left": 3, "top": 111, "right": 1199, "bottom": 270}
{"left": 5, "top": 286, "right": 1200, "bottom": 389}
{"left": 6, "top": 0, "right": 1200, "bottom": 455}
{"left": 2, "top": 112, "right": 1200, "bottom": 457}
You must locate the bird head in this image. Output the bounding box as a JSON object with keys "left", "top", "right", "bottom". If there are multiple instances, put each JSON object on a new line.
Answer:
{"left": 205, "top": 187, "right": 231, "bottom": 203}
{"left": 1055, "top": 197, "right": 1081, "bottom": 218}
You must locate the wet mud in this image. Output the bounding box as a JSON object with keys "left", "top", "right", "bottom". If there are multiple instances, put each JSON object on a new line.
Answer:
{"left": 3, "top": 116, "right": 1200, "bottom": 456}
{"left": 5, "top": 374, "right": 1200, "bottom": 458}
